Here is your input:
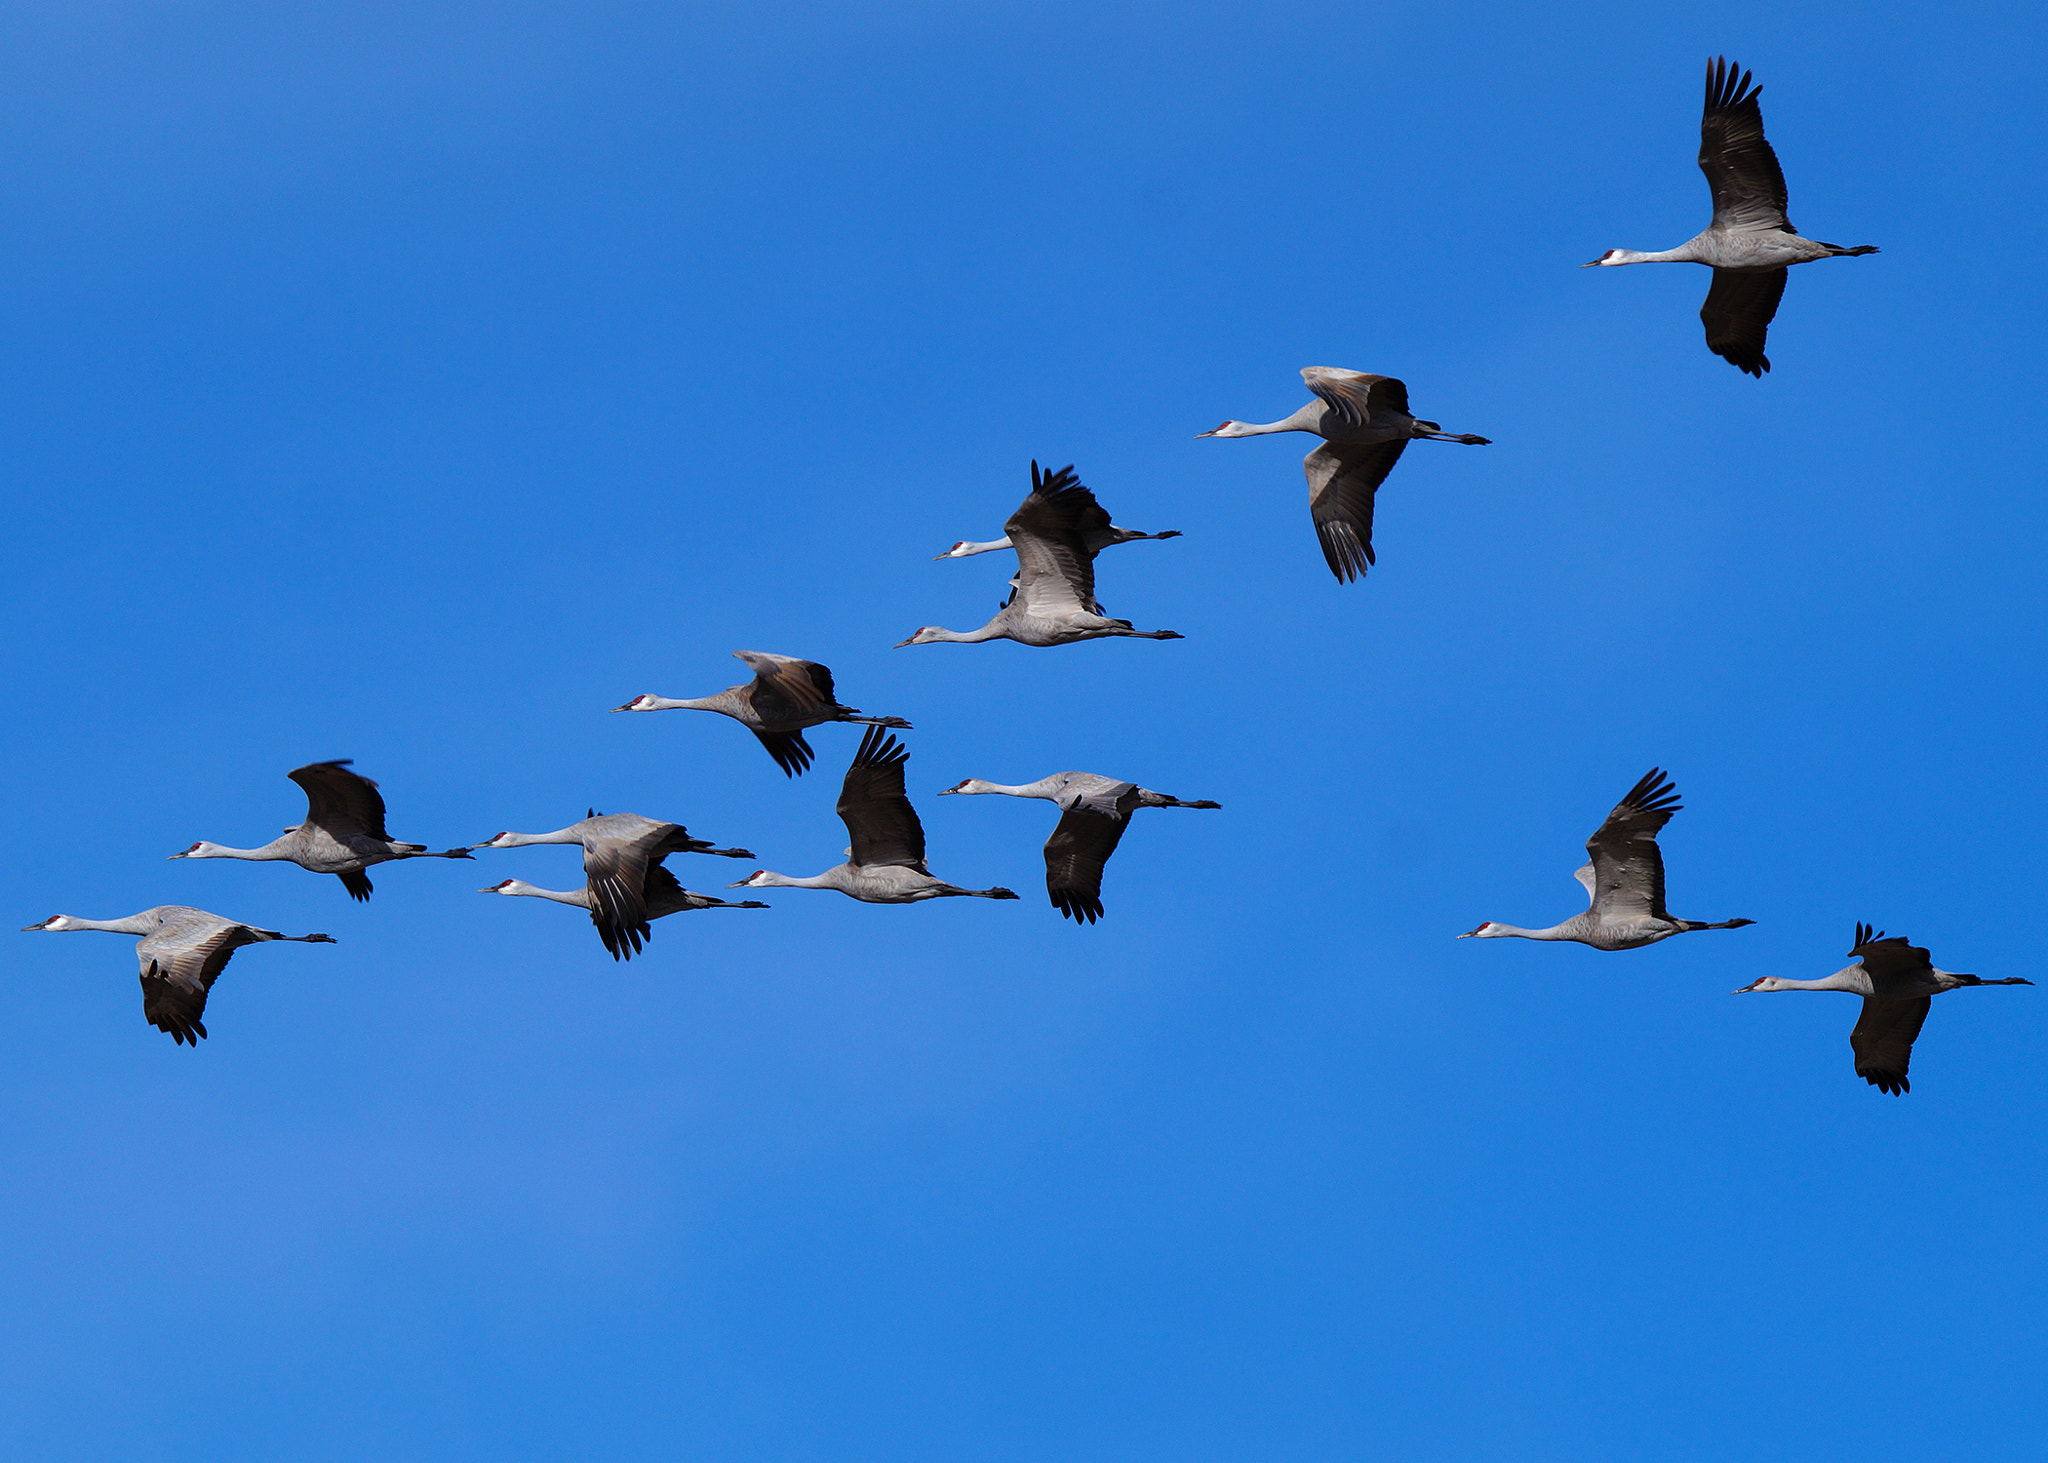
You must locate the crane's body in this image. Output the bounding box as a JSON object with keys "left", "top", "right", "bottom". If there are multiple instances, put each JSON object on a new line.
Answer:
{"left": 614, "top": 651, "right": 911, "bottom": 777}
{"left": 1199, "top": 368, "right": 1490, "bottom": 583}
{"left": 1583, "top": 57, "right": 1878, "bottom": 375}
{"left": 170, "top": 760, "right": 473, "bottom": 901}
{"left": 1459, "top": 769, "right": 1753, "bottom": 951}
{"left": 1736, "top": 925, "right": 2031, "bottom": 1094}
{"left": 940, "top": 772, "right": 1219, "bottom": 923}
{"left": 731, "top": 727, "right": 1018, "bottom": 904}
{"left": 22, "top": 905, "right": 334, "bottom": 1044}
{"left": 899, "top": 463, "right": 1183, "bottom": 648}
{"left": 474, "top": 813, "right": 754, "bottom": 959}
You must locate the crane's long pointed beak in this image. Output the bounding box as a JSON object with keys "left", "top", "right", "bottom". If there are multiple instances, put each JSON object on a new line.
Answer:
{"left": 1731, "top": 981, "right": 1763, "bottom": 993}
{"left": 165, "top": 851, "right": 186, "bottom": 860}
{"left": 1194, "top": 430, "right": 1218, "bottom": 438}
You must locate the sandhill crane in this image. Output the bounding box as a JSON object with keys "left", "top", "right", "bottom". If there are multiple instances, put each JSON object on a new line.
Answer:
{"left": 22, "top": 906, "right": 334, "bottom": 1045}
{"left": 481, "top": 871, "right": 767, "bottom": 957}
{"left": 1458, "top": 769, "right": 1754, "bottom": 950}
{"left": 167, "top": 760, "right": 473, "bottom": 901}
{"left": 938, "top": 773, "right": 1219, "bottom": 923}
{"left": 613, "top": 651, "right": 912, "bottom": 778}
{"left": 473, "top": 813, "right": 754, "bottom": 960}
{"left": 1197, "top": 369, "right": 1490, "bottom": 583}
{"left": 729, "top": 727, "right": 1018, "bottom": 903}
{"left": 1583, "top": 57, "right": 1879, "bottom": 376}
{"left": 1734, "top": 924, "right": 2030, "bottom": 1094}
{"left": 896, "top": 463, "right": 1183, "bottom": 647}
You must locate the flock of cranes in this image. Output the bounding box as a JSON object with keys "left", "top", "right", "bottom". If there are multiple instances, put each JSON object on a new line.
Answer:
{"left": 20, "top": 60, "right": 2023, "bottom": 1096}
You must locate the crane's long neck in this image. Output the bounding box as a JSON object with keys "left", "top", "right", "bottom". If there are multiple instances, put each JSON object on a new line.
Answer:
{"left": 38, "top": 912, "right": 160, "bottom": 935}
{"left": 1609, "top": 243, "right": 1709, "bottom": 264}
{"left": 1486, "top": 922, "right": 1578, "bottom": 941}
{"left": 744, "top": 869, "right": 844, "bottom": 890}
{"left": 631, "top": 694, "right": 726, "bottom": 712}
{"left": 952, "top": 778, "right": 1067, "bottom": 800}
{"left": 502, "top": 882, "right": 591, "bottom": 907}
{"left": 950, "top": 538, "right": 1012, "bottom": 557}
{"left": 183, "top": 837, "right": 296, "bottom": 861}
{"left": 490, "top": 827, "right": 588, "bottom": 848}
{"left": 920, "top": 623, "right": 1007, "bottom": 644}
{"left": 1764, "top": 970, "right": 1874, "bottom": 994}
{"left": 1226, "top": 404, "right": 1323, "bottom": 436}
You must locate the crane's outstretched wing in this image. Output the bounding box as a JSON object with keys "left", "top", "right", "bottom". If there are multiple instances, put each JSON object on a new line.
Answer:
{"left": 1700, "top": 268, "right": 1786, "bottom": 377}
{"left": 1700, "top": 57, "right": 1791, "bottom": 233}
{"left": 1305, "top": 440, "right": 1406, "bottom": 583}
{"left": 1850, "top": 995, "right": 1931, "bottom": 1095}
{"left": 1300, "top": 368, "right": 1409, "bottom": 429}
{"left": 1043, "top": 808, "right": 1130, "bottom": 924}
{"left": 752, "top": 728, "right": 817, "bottom": 777}
{"left": 735, "top": 650, "right": 836, "bottom": 725}
{"left": 1586, "top": 769, "right": 1682, "bottom": 923}
{"left": 581, "top": 820, "right": 684, "bottom": 960}
{"left": 838, "top": 727, "right": 927, "bottom": 872}
{"left": 135, "top": 913, "right": 273, "bottom": 1045}
{"left": 1005, "top": 462, "right": 1105, "bottom": 615}
{"left": 289, "top": 760, "right": 393, "bottom": 841}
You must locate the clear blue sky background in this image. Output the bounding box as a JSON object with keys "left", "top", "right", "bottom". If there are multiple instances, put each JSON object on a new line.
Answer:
{"left": 3, "top": 2, "right": 2042, "bottom": 1458}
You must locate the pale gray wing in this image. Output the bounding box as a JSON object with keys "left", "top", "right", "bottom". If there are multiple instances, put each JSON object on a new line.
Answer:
{"left": 289, "top": 760, "right": 391, "bottom": 840}
{"left": 137, "top": 912, "right": 269, "bottom": 1045}
{"left": 837, "top": 727, "right": 927, "bottom": 871}
{"left": 1700, "top": 268, "right": 1786, "bottom": 378}
{"left": 1572, "top": 863, "right": 1597, "bottom": 908}
{"left": 583, "top": 822, "right": 676, "bottom": 960}
{"left": 1850, "top": 995, "right": 1931, "bottom": 1095}
{"left": 1700, "top": 57, "right": 1792, "bottom": 232}
{"left": 1300, "top": 368, "right": 1409, "bottom": 429}
{"left": 1586, "top": 769, "right": 1681, "bottom": 923}
{"left": 1305, "top": 440, "right": 1406, "bottom": 583}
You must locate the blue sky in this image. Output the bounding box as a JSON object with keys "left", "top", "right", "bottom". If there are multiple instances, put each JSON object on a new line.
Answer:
{"left": 3, "top": 1, "right": 2043, "bottom": 1457}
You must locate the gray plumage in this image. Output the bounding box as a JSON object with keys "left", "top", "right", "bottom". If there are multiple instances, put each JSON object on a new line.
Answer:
{"left": 614, "top": 650, "right": 911, "bottom": 777}
{"left": 897, "top": 463, "right": 1183, "bottom": 647}
{"left": 22, "top": 906, "right": 335, "bottom": 1045}
{"left": 730, "top": 727, "right": 1018, "bottom": 903}
{"left": 1459, "top": 769, "right": 1754, "bottom": 950}
{"left": 1198, "top": 369, "right": 1491, "bottom": 583}
{"left": 474, "top": 813, "right": 754, "bottom": 960}
{"left": 1583, "top": 57, "right": 1879, "bottom": 375}
{"left": 939, "top": 772, "right": 1220, "bottom": 923}
{"left": 1734, "top": 925, "right": 2033, "bottom": 1095}
{"left": 167, "top": 759, "right": 474, "bottom": 901}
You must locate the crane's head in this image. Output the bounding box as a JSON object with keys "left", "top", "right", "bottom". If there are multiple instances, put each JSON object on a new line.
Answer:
{"left": 933, "top": 541, "right": 977, "bottom": 560}
{"left": 1731, "top": 975, "right": 1788, "bottom": 993}
{"left": 1581, "top": 250, "right": 1640, "bottom": 267}
{"left": 612, "top": 694, "right": 660, "bottom": 712}
{"left": 479, "top": 879, "right": 524, "bottom": 895}
{"left": 894, "top": 627, "right": 947, "bottom": 647}
{"left": 1457, "top": 922, "right": 1507, "bottom": 939}
{"left": 1195, "top": 421, "right": 1253, "bottom": 438}
{"left": 167, "top": 841, "right": 224, "bottom": 860}
{"left": 472, "top": 832, "right": 518, "bottom": 849}
{"left": 22, "top": 915, "right": 76, "bottom": 931}
{"left": 728, "top": 871, "right": 772, "bottom": 888}
{"left": 937, "top": 779, "right": 981, "bottom": 795}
